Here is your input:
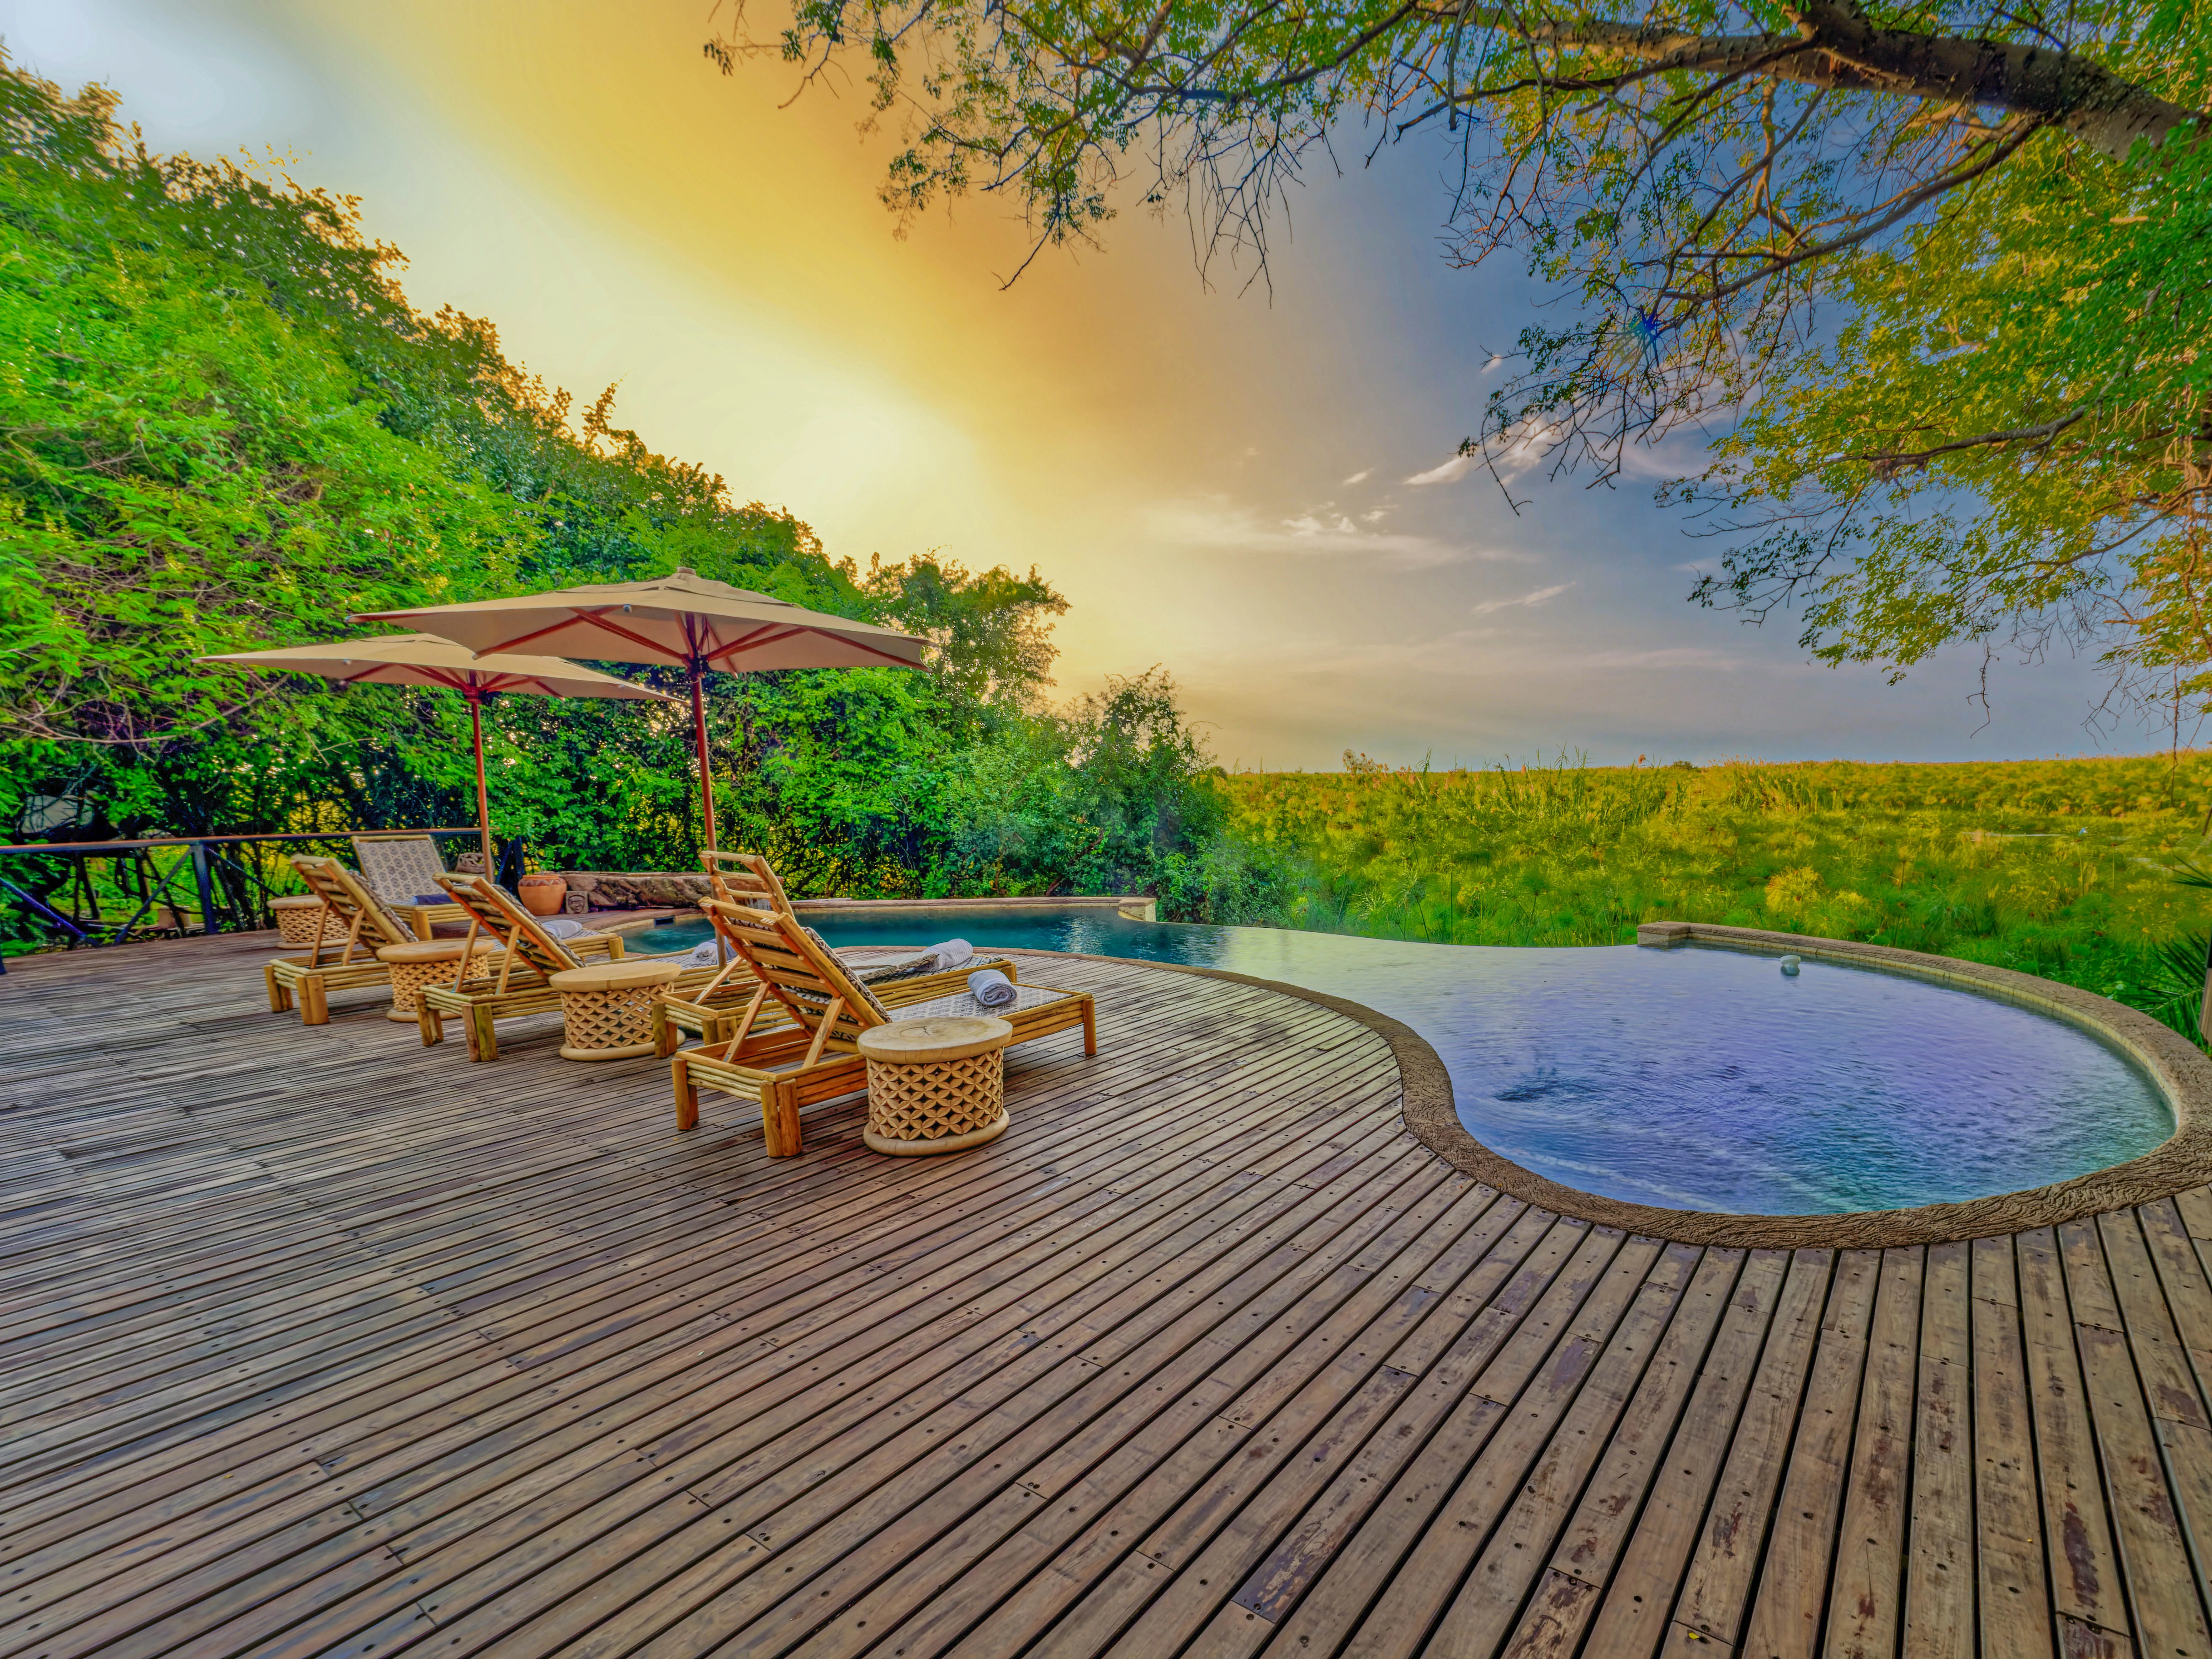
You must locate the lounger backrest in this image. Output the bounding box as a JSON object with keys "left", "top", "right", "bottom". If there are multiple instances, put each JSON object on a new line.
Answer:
{"left": 700, "top": 850, "right": 792, "bottom": 912}
{"left": 351, "top": 834, "right": 449, "bottom": 907}
{"left": 289, "top": 856, "right": 415, "bottom": 961}
{"left": 700, "top": 898, "right": 890, "bottom": 1049}
{"left": 435, "top": 873, "right": 584, "bottom": 986}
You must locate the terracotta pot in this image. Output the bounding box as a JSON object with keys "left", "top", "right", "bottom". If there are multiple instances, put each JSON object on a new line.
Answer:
{"left": 517, "top": 873, "right": 568, "bottom": 917}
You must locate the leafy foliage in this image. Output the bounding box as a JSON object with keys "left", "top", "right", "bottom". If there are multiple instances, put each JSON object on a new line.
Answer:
{"left": 1689, "top": 133, "right": 2212, "bottom": 719}
{"left": 0, "top": 58, "right": 1242, "bottom": 943}
{"left": 854, "top": 554, "right": 1068, "bottom": 713}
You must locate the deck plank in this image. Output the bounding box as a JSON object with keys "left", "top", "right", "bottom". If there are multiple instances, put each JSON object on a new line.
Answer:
{"left": 1673, "top": 1248, "right": 1838, "bottom": 1649}
{"left": 1969, "top": 1234, "right": 2054, "bottom": 1659}
{"left": 1825, "top": 1248, "right": 1926, "bottom": 1659}
{"left": 2018, "top": 1226, "right": 2136, "bottom": 1656}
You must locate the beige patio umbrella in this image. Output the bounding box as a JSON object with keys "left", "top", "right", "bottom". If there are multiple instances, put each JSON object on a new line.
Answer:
{"left": 355, "top": 567, "right": 926, "bottom": 849}
{"left": 199, "top": 633, "right": 676, "bottom": 878}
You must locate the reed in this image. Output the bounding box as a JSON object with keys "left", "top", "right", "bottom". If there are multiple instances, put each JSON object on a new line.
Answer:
{"left": 1221, "top": 750, "right": 2212, "bottom": 1039}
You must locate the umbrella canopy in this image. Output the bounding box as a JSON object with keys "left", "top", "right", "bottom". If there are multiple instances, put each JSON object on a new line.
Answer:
{"left": 200, "top": 633, "right": 674, "bottom": 877}
{"left": 356, "top": 568, "right": 926, "bottom": 848}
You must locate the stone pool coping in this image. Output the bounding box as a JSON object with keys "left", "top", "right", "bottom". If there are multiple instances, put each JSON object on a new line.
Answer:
{"left": 1037, "top": 924, "right": 2212, "bottom": 1249}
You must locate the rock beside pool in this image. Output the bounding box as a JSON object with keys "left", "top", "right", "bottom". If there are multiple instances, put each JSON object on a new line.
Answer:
{"left": 560, "top": 871, "right": 713, "bottom": 909}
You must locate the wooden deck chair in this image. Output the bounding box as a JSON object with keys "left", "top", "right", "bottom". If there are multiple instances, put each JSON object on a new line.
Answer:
{"left": 416, "top": 874, "right": 630, "bottom": 1061}
{"left": 700, "top": 849, "right": 793, "bottom": 911}
{"left": 669, "top": 846, "right": 792, "bottom": 986}
{"left": 265, "top": 856, "right": 433, "bottom": 1024}
{"left": 418, "top": 875, "right": 789, "bottom": 1062}
{"left": 351, "top": 833, "right": 469, "bottom": 940}
{"left": 668, "top": 898, "right": 1095, "bottom": 1156}
{"left": 652, "top": 881, "right": 1018, "bottom": 1055}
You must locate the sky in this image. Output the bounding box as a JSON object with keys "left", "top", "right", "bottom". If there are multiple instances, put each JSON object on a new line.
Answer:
{"left": 0, "top": 0, "right": 2156, "bottom": 768}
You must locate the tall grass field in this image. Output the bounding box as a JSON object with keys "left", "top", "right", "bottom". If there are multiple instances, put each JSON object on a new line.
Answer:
{"left": 1219, "top": 752, "right": 2212, "bottom": 1043}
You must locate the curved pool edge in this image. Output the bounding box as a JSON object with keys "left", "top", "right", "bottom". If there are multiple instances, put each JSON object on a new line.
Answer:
{"left": 1022, "top": 928, "right": 2212, "bottom": 1250}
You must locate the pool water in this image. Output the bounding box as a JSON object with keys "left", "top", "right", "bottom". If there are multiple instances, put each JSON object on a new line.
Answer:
{"left": 628, "top": 907, "right": 2172, "bottom": 1215}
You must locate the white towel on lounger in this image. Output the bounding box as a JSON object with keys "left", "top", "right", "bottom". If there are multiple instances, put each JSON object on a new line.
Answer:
{"left": 967, "top": 968, "right": 1016, "bottom": 1009}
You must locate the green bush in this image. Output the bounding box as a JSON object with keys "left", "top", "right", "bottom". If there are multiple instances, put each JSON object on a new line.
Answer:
{"left": 0, "top": 59, "right": 1236, "bottom": 947}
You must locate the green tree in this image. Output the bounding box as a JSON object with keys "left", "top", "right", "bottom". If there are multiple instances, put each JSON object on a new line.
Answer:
{"left": 853, "top": 554, "right": 1068, "bottom": 712}
{"left": 712, "top": 1, "right": 2212, "bottom": 718}
{"left": 0, "top": 57, "right": 870, "bottom": 840}
{"left": 0, "top": 68, "right": 519, "bottom": 831}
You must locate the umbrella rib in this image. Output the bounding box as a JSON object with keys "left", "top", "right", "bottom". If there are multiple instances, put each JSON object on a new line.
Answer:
{"left": 571, "top": 609, "right": 682, "bottom": 661}
{"left": 713, "top": 629, "right": 926, "bottom": 670}
{"left": 473, "top": 617, "right": 583, "bottom": 655}
{"left": 701, "top": 624, "right": 793, "bottom": 666}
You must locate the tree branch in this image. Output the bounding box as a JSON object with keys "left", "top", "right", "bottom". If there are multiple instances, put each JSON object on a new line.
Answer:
{"left": 1857, "top": 409, "right": 2087, "bottom": 477}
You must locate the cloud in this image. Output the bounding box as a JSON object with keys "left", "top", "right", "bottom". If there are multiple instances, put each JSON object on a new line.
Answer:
{"left": 1147, "top": 496, "right": 1481, "bottom": 568}
{"left": 1341, "top": 468, "right": 1374, "bottom": 485}
{"left": 1404, "top": 453, "right": 1479, "bottom": 486}
{"left": 1282, "top": 511, "right": 1360, "bottom": 536}
{"left": 1614, "top": 431, "right": 1720, "bottom": 482}
{"left": 1470, "top": 582, "right": 1573, "bottom": 616}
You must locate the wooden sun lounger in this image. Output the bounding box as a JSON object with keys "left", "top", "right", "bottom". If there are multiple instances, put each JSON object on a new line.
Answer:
{"left": 654, "top": 849, "right": 1013, "bottom": 1050}
{"left": 701, "top": 848, "right": 793, "bottom": 910}
{"left": 352, "top": 833, "right": 470, "bottom": 940}
{"left": 667, "top": 896, "right": 1095, "bottom": 1157}
{"left": 264, "top": 856, "right": 451, "bottom": 1025}
{"left": 416, "top": 875, "right": 840, "bottom": 1063}
{"left": 415, "top": 875, "right": 632, "bottom": 1061}
{"left": 657, "top": 848, "right": 1018, "bottom": 1051}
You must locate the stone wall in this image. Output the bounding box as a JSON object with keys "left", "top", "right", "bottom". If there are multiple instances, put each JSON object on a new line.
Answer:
{"left": 559, "top": 871, "right": 713, "bottom": 910}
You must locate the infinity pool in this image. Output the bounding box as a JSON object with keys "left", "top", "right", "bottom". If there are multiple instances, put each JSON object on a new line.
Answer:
{"left": 629, "top": 907, "right": 2173, "bottom": 1215}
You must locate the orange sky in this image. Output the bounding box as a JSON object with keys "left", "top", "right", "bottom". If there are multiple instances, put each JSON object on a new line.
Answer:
{"left": 0, "top": 0, "right": 2140, "bottom": 764}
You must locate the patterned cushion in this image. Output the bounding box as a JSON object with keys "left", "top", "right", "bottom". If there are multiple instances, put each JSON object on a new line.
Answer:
{"left": 847, "top": 951, "right": 936, "bottom": 985}
{"left": 336, "top": 876, "right": 414, "bottom": 947}
{"left": 892, "top": 984, "right": 1071, "bottom": 1021}
{"left": 798, "top": 926, "right": 892, "bottom": 1021}
{"left": 353, "top": 836, "right": 449, "bottom": 906}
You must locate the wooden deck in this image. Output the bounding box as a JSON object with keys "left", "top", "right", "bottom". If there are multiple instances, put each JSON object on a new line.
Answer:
{"left": 4, "top": 936, "right": 2212, "bottom": 1658}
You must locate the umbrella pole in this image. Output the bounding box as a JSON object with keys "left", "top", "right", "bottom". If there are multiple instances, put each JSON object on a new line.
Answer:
{"left": 467, "top": 690, "right": 495, "bottom": 880}
{"left": 690, "top": 660, "right": 719, "bottom": 853}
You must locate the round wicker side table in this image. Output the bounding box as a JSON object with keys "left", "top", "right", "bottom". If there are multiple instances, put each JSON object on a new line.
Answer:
{"left": 857, "top": 1015, "right": 1016, "bottom": 1156}
{"left": 548, "top": 959, "right": 682, "bottom": 1061}
{"left": 272, "top": 895, "right": 346, "bottom": 947}
{"left": 375, "top": 938, "right": 495, "bottom": 1024}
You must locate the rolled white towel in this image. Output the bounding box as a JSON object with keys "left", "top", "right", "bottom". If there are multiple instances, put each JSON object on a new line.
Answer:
{"left": 684, "top": 939, "right": 725, "bottom": 966}
{"left": 968, "top": 967, "right": 1016, "bottom": 1009}
{"left": 928, "top": 938, "right": 974, "bottom": 972}
{"left": 541, "top": 917, "right": 587, "bottom": 940}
